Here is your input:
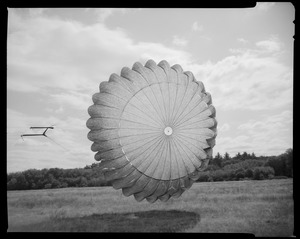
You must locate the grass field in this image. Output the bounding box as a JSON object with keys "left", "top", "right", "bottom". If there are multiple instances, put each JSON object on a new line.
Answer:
{"left": 7, "top": 179, "right": 294, "bottom": 235}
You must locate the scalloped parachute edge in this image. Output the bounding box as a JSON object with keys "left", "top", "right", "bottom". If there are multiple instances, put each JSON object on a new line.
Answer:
{"left": 87, "top": 59, "right": 217, "bottom": 202}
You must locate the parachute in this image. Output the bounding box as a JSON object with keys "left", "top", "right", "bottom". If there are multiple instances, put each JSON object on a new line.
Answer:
{"left": 86, "top": 59, "right": 217, "bottom": 202}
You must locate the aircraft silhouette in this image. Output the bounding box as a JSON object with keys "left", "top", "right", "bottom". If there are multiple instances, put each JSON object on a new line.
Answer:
{"left": 21, "top": 126, "right": 54, "bottom": 140}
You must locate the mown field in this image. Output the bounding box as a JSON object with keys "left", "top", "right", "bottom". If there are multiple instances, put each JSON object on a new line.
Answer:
{"left": 7, "top": 179, "right": 294, "bottom": 235}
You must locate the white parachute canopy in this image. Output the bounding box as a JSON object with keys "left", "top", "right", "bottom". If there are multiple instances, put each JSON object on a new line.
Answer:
{"left": 87, "top": 59, "right": 217, "bottom": 203}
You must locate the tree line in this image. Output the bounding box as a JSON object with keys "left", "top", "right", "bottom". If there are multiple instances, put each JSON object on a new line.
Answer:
{"left": 199, "top": 148, "right": 293, "bottom": 182}
{"left": 7, "top": 164, "right": 111, "bottom": 191}
{"left": 7, "top": 149, "right": 293, "bottom": 191}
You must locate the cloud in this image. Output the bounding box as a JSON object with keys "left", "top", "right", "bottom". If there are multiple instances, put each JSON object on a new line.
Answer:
{"left": 7, "top": 108, "right": 94, "bottom": 173}
{"left": 193, "top": 38, "right": 292, "bottom": 111}
{"left": 50, "top": 91, "right": 92, "bottom": 111}
{"left": 219, "top": 123, "right": 230, "bottom": 132}
{"left": 55, "top": 106, "right": 64, "bottom": 113}
{"left": 192, "top": 21, "right": 204, "bottom": 32}
{"left": 214, "top": 135, "right": 252, "bottom": 157}
{"left": 213, "top": 111, "right": 292, "bottom": 156}
{"left": 133, "top": 41, "right": 191, "bottom": 65}
{"left": 237, "top": 110, "right": 292, "bottom": 133}
{"left": 6, "top": 8, "right": 195, "bottom": 173}
{"left": 256, "top": 36, "right": 282, "bottom": 52}
{"left": 93, "top": 8, "right": 128, "bottom": 22}
{"left": 172, "top": 35, "right": 188, "bottom": 47}
{"left": 256, "top": 2, "right": 275, "bottom": 11}
{"left": 237, "top": 38, "right": 249, "bottom": 44}
{"left": 7, "top": 9, "right": 293, "bottom": 170}
{"left": 28, "top": 8, "right": 47, "bottom": 17}
{"left": 7, "top": 9, "right": 192, "bottom": 96}
{"left": 235, "top": 110, "right": 293, "bottom": 155}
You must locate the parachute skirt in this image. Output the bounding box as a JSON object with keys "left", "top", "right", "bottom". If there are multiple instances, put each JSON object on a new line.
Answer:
{"left": 87, "top": 59, "right": 217, "bottom": 202}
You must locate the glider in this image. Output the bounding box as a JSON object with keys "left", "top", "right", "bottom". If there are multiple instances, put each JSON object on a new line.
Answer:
{"left": 86, "top": 59, "right": 217, "bottom": 202}
{"left": 21, "top": 126, "right": 54, "bottom": 140}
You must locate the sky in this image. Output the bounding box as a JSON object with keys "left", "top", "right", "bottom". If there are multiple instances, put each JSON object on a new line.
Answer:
{"left": 7, "top": 4, "right": 294, "bottom": 173}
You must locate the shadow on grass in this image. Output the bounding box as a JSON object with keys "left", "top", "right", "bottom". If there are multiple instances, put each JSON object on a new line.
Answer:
{"left": 11, "top": 210, "right": 200, "bottom": 232}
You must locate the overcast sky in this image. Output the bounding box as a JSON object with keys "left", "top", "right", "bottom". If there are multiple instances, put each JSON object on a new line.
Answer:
{"left": 7, "top": 4, "right": 294, "bottom": 173}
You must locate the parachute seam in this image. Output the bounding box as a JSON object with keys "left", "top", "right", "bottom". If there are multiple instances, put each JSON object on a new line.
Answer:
{"left": 174, "top": 101, "right": 209, "bottom": 128}
{"left": 172, "top": 135, "right": 201, "bottom": 174}
{"left": 170, "top": 136, "right": 182, "bottom": 179}
{"left": 167, "top": 137, "right": 173, "bottom": 180}
{"left": 131, "top": 66, "right": 167, "bottom": 125}
{"left": 121, "top": 134, "right": 163, "bottom": 160}
{"left": 145, "top": 134, "right": 168, "bottom": 180}
{"left": 91, "top": 116, "right": 161, "bottom": 130}
{"left": 95, "top": 133, "right": 162, "bottom": 154}
{"left": 175, "top": 135, "right": 206, "bottom": 167}
{"left": 123, "top": 97, "right": 163, "bottom": 129}
{"left": 175, "top": 132, "right": 211, "bottom": 149}
{"left": 138, "top": 134, "right": 166, "bottom": 181}
{"left": 134, "top": 179, "right": 159, "bottom": 199}
{"left": 169, "top": 67, "right": 179, "bottom": 127}
{"left": 93, "top": 102, "right": 161, "bottom": 128}
{"left": 128, "top": 134, "right": 166, "bottom": 182}
{"left": 178, "top": 118, "right": 216, "bottom": 130}
{"left": 121, "top": 70, "right": 165, "bottom": 127}
{"left": 124, "top": 174, "right": 149, "bottom": 197}
{"left": 171, "top": 136, "right": 190, "bottom": 179}
{"left": 119, "top": 132, "right": 165, "bottom": 180}
{"left": 176, "top": 133, "right": 207, "bottom": 159}
{"left": 172, "top": 83, "right": 201, "bottom": 127}
{"left": 118, "top": 83, "right": 175, "bottom": 129}
{"left": 159, "top": 136, "right": 169, "bottom": 181}
{"left": 175, "top": 128, "right": 215, "bottom": 139}
{"left": 145, "top": 62, "right": 168, "bottom": 125}
{"left": 157, "top": 62, "right": 172, "bottom": 124}
{"left": 170, "top": 72, "right": 189, "bottom": 126}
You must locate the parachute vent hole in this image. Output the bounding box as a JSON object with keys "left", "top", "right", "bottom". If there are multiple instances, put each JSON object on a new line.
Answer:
{"left": 164, "top": 127, "right": 173, "bottom": 136}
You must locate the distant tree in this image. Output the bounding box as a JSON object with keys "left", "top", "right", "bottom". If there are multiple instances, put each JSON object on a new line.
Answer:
{"left": 245, "top": 168, "right": 253, "bottom": 178}
{"left": 223, "top": 159, "right": 265, "bottom": 171}
{"left": 79, "top": 177, "right": 88, "bottom": 187}
{"left": 265, "top": 157, "right": 285, "bottom": 176}
{"left": 253, "top": 167, "right": 275, "bottom": 180}
{"left": 207, "top": 176, "right": 214, "bottom": 182}
{"left": 15, "top": 173, "right": 29, "bottom": 190}
{"left": 7, "top": 165, "right": 111, "bottom": 190}
{"left": 7, "top": 178, "right": 17, "bottom": 190}
{"left": 6, "top": 149, "right": 289, "bottom": 191}
{"left": 209, "top": 170, "right": 224, "bottom": 181}
{"left": 212, "top": 152, "right": 222, "bottom": 168}
{"left": 253, "top": 168, "right": 263, "bottom": 180}
{"left": 44, "top": 183, "right": 52, "bottom": 189}
{"left": 52, "top": 179, "right": 61, "bottom": 188}
{"left": 197, "top": 172, "right": 209, "bottom": 182}
{"left": 84, "top": 165, "right": 92, "bottom": 169}
{"left": 224, "top": 152, "right": 231, "bottom": 161}
{"left": 234, "top": 168, "right": 245, "bottom": 180}
{"left": 91, "top": 163, "right": 100, "bottom": 168}
{"left": 47, "top": 168, "right": 62, "bottom": 179}
{"left": 241, "top": 152, "right": 249, "bottom": 160}
{"left": 282, "top": 148, "right": 293, "bottom": 177}
{"left": 61, "top": 182, "right": 68, "bottom": 188}
{"left": 234, "top": 152, "right": 242, "bottom": 160}
{"left": 264, "top": 167, "right": 275, "bottom": 179}
{"left": 205, "top": 164, "right": 220, "bottom": 171}
{"left": 23, "top": 169, "right": 37, "bottom": 189}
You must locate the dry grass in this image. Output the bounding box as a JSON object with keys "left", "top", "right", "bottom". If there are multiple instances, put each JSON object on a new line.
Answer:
{"left": 7, "top": 179, "right": 294, "bottom": 235}
{"left": 10, "top": 210, "right": 199, "bottom": 232}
